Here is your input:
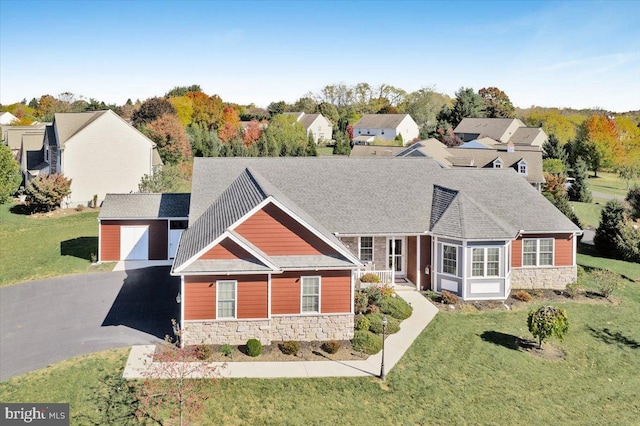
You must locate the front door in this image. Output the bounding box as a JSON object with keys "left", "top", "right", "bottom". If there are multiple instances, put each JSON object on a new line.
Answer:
{"left": 387, "top": 238, "right": 405, "bottom": 277}
{"left": 169, "top": 229, "right": 183, "bottom": 259}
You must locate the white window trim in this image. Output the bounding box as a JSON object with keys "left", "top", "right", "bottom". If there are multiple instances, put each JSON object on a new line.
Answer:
{"left": 358, "top": 236, "right": 374, "bottom": 262}
{"left": 441, "top": 244, "right": 459, "bottom": 277}
{"left": 216, "top": 280, "right": 237, "bottom": 319}
{"left": 522, "top": 238, "right": 554, "bottom": 267}
{"left": 493, "top": 158, "right": 503, "bottom": 169}
{"left": 470, "top": 247, "right": 501, "bottom": 278}
{"left": 300, "top": 276, "right": 321, "bottom": 314}
{"left": 518, "top": 159, "right": 528, "bottom": 175}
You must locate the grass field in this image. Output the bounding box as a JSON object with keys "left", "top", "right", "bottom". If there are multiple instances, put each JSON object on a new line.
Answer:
{"left": 0, "top": 204, "right": 111, "bottom": 286}
{"left": 577, "top": 243, "right": 640, "bottom": 282}
{"left": 2, "top": 264, "right": 638, "bottom": 425}
{"left": 316, "top": 147, "right": 334, "bottom": 156}
{"left": 571, "top": 201, "right": 602, "bottom": 229}
{"left": 588, "top": 171, "right": 635, "bottom": 198}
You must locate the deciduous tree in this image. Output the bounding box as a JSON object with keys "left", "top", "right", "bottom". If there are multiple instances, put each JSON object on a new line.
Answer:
{"left": 146, "top": 114, "right": 192, "bottom": 164}
{"left": 132, "top": 98, "right": 177, "bottom": 127}
{"left": 478, "top": 87, "right": 514, "bottom": 118}
{"left": 169, "top": 96, "right": 194, "bottom": 127}
{"left": 165, "top": 84, "right": 202, "bottom": 97}
{"left": 25, "top": 174, "right": 72, "bottom": 211}
{"left": 242, "top": 119, "right": 264, "bottom": 146}
{"left": 527, "top": 306, "right": 569, "bottom": 349}
{"left": 0, "top": 143, "right": 21, "bottom": 203}
{"left": 218, "top": 106, "right": 241, "bottom": 143}
{"left": 187, "top": 92, "right": 224, "bottom": 130}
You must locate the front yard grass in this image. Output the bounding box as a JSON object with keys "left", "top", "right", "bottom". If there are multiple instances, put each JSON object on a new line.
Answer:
{"left": 571, "top": 201, "right": 602, "bottom": 229}
{"left": 588, "top": 171, "right": 635, "bottom": 198}
{"left": 2, "top": 267, "right": 638, "bottom": 425}
{"left": 577, "top": 243, "right": 640, "bottom": 282}
{"left": 0, "top": 203, "right": 111, "bottom": 286}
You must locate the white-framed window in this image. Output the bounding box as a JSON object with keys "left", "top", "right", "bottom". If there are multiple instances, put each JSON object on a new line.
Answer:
{"left": 359, "top": 237, "right": 373, "bottom": 262}
{"left": 493, "top": 158, "right": 503, "bottom": 169}
{"left": 471, "top": 247, "right": 500, "bottom": 277}
{"left": 518, "top": 160, "right": 528, "bottom": 175}
{"left": 442, "top": 244, "right": 458, "bottom": 276}
{"left": 217, "top": 280, "right": 237, "bottom": 319}
{"left": 301, "top": 276, "right": 320, "bottom": 313}
{"left": 523, "top": 238, "right": 554, "bottom": 267}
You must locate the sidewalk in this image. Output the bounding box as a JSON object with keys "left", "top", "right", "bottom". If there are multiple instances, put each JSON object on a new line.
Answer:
{"left": 123, "top": 290, "right": 438, "bottom": 379}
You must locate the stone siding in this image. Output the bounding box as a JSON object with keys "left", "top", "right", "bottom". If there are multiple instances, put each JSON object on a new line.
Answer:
{"left": 182, "top": 314, "right": 354, "bottom": 346}
{"left": 510, "top": 266, "right": 577, "bottom": 290}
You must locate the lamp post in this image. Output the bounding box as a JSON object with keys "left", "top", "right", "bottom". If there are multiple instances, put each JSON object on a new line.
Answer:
{"left": 380, "top": 315, "right": 387, "bottom": 380}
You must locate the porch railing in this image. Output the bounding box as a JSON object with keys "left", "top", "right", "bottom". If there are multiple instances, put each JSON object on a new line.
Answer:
{"left": 354, "top": 270, "right": 394, "bottom": 287}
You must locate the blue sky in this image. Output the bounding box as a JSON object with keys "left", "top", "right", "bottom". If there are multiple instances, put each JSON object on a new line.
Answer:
{"left": 1, "top": 0, "right": 639, "bottom": 111}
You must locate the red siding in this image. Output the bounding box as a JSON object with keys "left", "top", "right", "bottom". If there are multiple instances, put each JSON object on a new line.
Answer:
{"left": 320, "top": 270, "right": 352, "bottom": 313}
{"left": 271, "top": 272, "right": 301, "bottom": 315}
{"left": 511, "top": 233, "right": 574, "bottom": 268}
{"left": 200, "top": 238, "right": 254, "bottom": 260}
{"left": 235, "top": 203, "right": 338, "bottom": 256}
{"left": 99, "top": 220, "right": 168, "bottom": 261}
{"left": 184, "top": 275, "right": 268, "bottom": 320}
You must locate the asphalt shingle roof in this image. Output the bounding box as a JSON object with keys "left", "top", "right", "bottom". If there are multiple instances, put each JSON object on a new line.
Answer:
{"left": 453, "top": 118, "right": 525, "bottom": 142}
{"left": 99, "top": 193, "right": 190, "bottom": 218}
{"left": 353, "top": 114, "right": 411, "bottom": 129}
{"left": 446, "top": 148, "right": 545, "bottom": 184}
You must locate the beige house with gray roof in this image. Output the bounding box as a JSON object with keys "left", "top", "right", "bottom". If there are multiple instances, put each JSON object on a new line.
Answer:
{"left": 353, "top": 114, "right": 419, "bottom": 145}
{"left": 283, "top": 112, "right": 333, "bottom": 144}
{"left": 454, "top": 118, "right": 547, "bottom": 151}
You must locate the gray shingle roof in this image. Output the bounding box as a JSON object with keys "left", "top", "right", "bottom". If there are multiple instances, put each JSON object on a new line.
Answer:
{"left": 511, "top": 127, "right": 546, "bottom": 146}
{"left": 396, "top": 139, "right": 452, "bottom": 167}
{"left": 453, "top": 118, "right": 525, "bottom": 142}
{"left": 99, "top": 193, "right": 190, "bottom": 218}
{"left": 353, "top": 114, "right": 412, "bottom": 129}
{"left": 53, "top": 111, "right": 108, "bottom": 147}
{"left": 350, "top": 145, "right": 406, "bottom": 157}
{"left": 446, "top": 148, "right": 545, "bottom": 184}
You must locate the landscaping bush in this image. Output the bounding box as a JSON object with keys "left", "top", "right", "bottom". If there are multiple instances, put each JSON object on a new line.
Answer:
{"left": 246, "top": 339, "right": 262, "bottom": 357}
{"left": 195, "top": 344, "right": 212, "bottom": 360}
{"left": 379, "top": 296, "right": 412, "bottom": 320}
{"left": 512, "top": 290, "right": 532, "bottom": 302}
{"left": 364, "top": 286, "right": 384, "bottom": 306}
{"left": 380, "top": 284, "right": 395, "bottom": 297}
{"left": 367, "top": 313, "right": 400, "bottom": 335}
{"left": 220, "top": 344, "right": 233, "bottom": 358}
{"left": 527, "top": 306, "right": 569, "bottom": 349}
{"left": 25, "top": 174, "right": 72, "bottom": 212}
{"left": 321, "top": 340, "right": 341, "bottom": 354}
{"left": 591, "top": 269, "right": 623, "bottom": 299}
{"left": 351, "top": 330, "right": 382, "bottom": 355}
{"left": 359, "top": 273, "right": 381, "bottom": 283}
{"left": 354, "top": 291, "right": 368, "bottom": 314}
{"left": 424, "top": 290, "right": 442, "bottom": 303}
{"left": 354, "top": 315, "right": 370, "bottom": 331}
{"left": 441, "top": 290, "right": 459, "bottom": 305}
{"left": 279, "top": 340, "right": 300, "bottom": 355}
{"left": 76, "top": 204, "right": 85, "bottom": 212}
{"left": 367, "top": 304, "right": 380, "bottom": 314}
{"left": 564, "top": 281, "right": 583, "bottom": 298}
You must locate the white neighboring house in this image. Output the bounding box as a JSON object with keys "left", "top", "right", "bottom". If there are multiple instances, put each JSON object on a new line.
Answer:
{"left": 39, "top": 110, "right": 162, "bottom": 207}
{"left": 283, "top": 112, "right": 333, "bottom": 143}
{"left": 352, "top": 114, "right": 419, "bottom": 145}
{"left": 0, "top": 112, "right": 18, "bottom": 125}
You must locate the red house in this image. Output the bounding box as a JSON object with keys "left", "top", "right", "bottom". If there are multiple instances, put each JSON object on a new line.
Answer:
{"left": 99, "top": 157, "right": 581, "bottom": 346}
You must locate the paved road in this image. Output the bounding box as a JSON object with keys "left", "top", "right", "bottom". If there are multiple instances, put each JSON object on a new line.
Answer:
{"left": 0, "top": 267, "right": 180, "bottom": 381}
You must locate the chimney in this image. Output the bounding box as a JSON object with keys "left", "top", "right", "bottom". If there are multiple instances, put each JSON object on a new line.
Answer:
{"left": 507, "top": 141, "right": 515, "bottom": 153}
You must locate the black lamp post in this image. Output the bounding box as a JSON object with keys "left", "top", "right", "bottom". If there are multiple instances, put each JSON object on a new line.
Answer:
{"left": 380, "top": 315, "right": 387, "bottom": 380}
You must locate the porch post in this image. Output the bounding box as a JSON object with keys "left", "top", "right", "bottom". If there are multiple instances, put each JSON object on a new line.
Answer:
{"left": 391, "top": 237, "right": 396, "bottom": 287}
{"left": 416, "top": 235, "right": 421, "bottom": 291}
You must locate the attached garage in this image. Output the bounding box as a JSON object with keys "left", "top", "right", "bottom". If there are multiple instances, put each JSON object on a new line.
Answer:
{"left": 98, "top": 193, "right": 190, "bottom": 262}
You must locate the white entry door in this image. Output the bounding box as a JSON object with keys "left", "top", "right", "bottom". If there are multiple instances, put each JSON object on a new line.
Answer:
{"left": 120, "top": 226, "right": 149, "bottom": 260}
{"left": 387, "top": 237, "right": 406, "bottom": 277}
{"left": 169, "top": 229, "right": 184, "bottom": 259}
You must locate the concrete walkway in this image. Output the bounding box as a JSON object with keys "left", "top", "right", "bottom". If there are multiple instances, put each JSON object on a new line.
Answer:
{"left": 122, "top": 290, "right": 438, "bottom": 379}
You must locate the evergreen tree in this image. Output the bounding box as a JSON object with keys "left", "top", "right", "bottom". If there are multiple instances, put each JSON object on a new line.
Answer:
{"left": 626, "top": 186, "right": 640, "bottom": 221}
{"left": 594, "top": 200, "right": 626, "bottom": 257}
{"left": 542, "top": 134, "right": 568, "bottom": 165}
{"left": 449, "top": 87, "right": 486, "bottom": 128}
{"left": 333, "top": 131, "right": 351, "bottom": 155}
{"left": 305, "top": 132, "right": 317, "bottom": 156}
{"left": 568, "top": 157, "right": 592, "bottom": 202}
{"left": 0, "top": 143, "right": 21, "bottom": 204}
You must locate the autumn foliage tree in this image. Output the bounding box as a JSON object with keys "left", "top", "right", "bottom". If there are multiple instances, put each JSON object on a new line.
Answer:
{"left": 188, "top": 92, "right": 224, "bottom": 130}
{"left": 132, "top": 98, "right": 177, "bottom": 128}
{"left": 243, "top": 119, "right": 264, "bottom": 146}
{"left": 218, "top": 106, "right": 241, "bottom": 143}
{"left": 25, "top": 174, "right": 72, "bottom": 211}
{"left": 146, "top": 114, "right": 192, "bottom": 164}
{"left": 575, "top": 115, "right": 623, "bottom": 176}
{"left": 478, "top": 87, "right": 514, "bottom": 118}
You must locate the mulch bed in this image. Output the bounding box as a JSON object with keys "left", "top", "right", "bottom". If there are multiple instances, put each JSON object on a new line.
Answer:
{"left": 426, "top": 288, "right": 618, "bottom": 312}
{"left": 516, "top": 338, "right": 566, "bottom": 361}
{"left": 153, "top": 340, "right": 368, "bottom": 363}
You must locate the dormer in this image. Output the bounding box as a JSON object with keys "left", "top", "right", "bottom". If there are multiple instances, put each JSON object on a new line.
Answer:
{"left": 493, "top": 158, "right": 504, "bottom": 169}
{"left": 518, "top": 159, "right": 528, "bottom": 176}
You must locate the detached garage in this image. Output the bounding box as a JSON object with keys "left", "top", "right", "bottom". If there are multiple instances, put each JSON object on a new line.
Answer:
{"left": 98, "top": 193, "right": 190, "bottom": 262}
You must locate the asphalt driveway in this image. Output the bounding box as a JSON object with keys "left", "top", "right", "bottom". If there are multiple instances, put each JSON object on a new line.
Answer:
{"left": 0, "top": 267, "right": 180, "bottom": 381}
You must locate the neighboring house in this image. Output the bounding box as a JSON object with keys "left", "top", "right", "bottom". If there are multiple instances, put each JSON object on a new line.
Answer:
{"left": 21, "top": 133, "right": 49, "bottom": 182}
{"left": 100, "top": 157, "right": 581, "bottom": 346}
{"left": 453, "top": 118, "right": 547, "bottom": 151}
{"left": 395, "top": 138, "right": 453, "bottom": 167}
{"left": 352, "top": 114, "right": 419, "bottom": 145}
{"left": 98, "top": 193, "right": 190, "bottom": 262}
{"left": 41, "top": 110, "right": 162, "bottom": 206}
{"left": 283, "top": 112, "right": 333, "bottom": 144}
{"left": 2, "top": 124, "right": 47, "bottom": 161}
{"left": 349, "top": 145, "right": 406, "bottom": 157}
{"left": 0, "top": 112, "right": 18, "bottom": 125}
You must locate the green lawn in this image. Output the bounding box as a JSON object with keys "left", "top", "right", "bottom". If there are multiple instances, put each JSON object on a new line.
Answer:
{"left": 316, "top": 147, "right": 334, "bottom": 156}
{"left": 577, "top": 243, "right": 640, "bottom": 282}
{"left": 571, "top": 201, "right": 602, "bottom": 229}
{"left": 0, "top": 203, "right": 112, "bottom": 286}
{"left": 588, "top": 171, "right": 635, "bottom": 198}
{"left": 2, "top": 266, "right": 638, "bottom": 425}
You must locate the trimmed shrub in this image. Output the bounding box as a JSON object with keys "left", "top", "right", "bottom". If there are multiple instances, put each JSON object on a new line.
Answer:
{"left": 441, "top": 290, "right": 459, "bottom": 305}
{"left": 424, "top": 290, "right": 442, "bottom": 303}
{"left": 246, "top": 339, "right": 262, "bottom": 357}
{"left": 591, "top": 269, "right": 623, "bottom": 299}
{"left": 76, "top": 204, "right": 85, "bottom": 212}
{"left": 380, "top": 284, "right": 395, "bottom": 297}
{"left": 564, "top": 281, "right": 583, "bottom": 298}
{"left": 195, "top": 344, "right": 212, "bottom": 360}
{"left": 354, "top": 291, "right": 368, "bottom": 314}
{"left": 367, "top": 313, "right": 400, "bottom": 335}
{"left": 220, "top": 344, "right": 233, "bottom": 358}
{"left": 355, "top": 315, "right": 370, "bottom": 331}
{"left": 527, "top": 306, "right": 569, "bottom": 348}
{"left": 322, "top": 340, "right": 341, "bottom": 354}
{"left": 352, "top": 330, "right": 382, "bottom": 355}
{"left": 359, "top": 273, "right": 381, "bottom": 283}
{"left": 367, "top": 304, "right": 380, "bottom": 314}
{"left": 379, "top": 296, "right": 413, "bottom": 320}
{"left": 279, "top": 340, "right": 300, "bottom": 355}
{"left": 513, "top": 290, "right": 532, "bottom": 302}
{"left": 364, "top": 286, "right": 384, "bottom": 306}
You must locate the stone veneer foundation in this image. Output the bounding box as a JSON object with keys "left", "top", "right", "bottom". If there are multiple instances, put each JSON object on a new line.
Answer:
{"left": 510, "top": 266, "right": 577, "bottom": 290}
{"left": 182, "top": 314, "right": 354, "bottom": 346}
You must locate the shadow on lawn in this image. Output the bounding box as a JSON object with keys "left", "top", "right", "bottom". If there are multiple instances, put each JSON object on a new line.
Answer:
{"left": 9, "top": 204, "right": 36, "bottom": 215}
{"left": 479, "top": 331, "right": 519, "bottom": 351}
{"left": 586, "top": 326, "right": 640, "bottom": 349}
{"left": 61, "top": 237, "right": 98, "bottom": 261}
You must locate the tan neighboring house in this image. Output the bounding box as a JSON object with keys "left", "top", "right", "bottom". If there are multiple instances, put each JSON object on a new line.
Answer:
{"left": 0, "top": 112, "right": 18, "bottom": 125}
{"left": 453, "top": 118, "right": 547, "bottom": 151}
{"left": 283, "top": 112, "right": 333, "bottom": 144}
{"left": 37, "top": 110, "right": 162, "bottom": 207}
{"left": 2, "top": 124, "right": 47, "bottom": 161}
{"left": 349, "top": 145, "right": 406, "bottom": 157}
{"left": 353, "top": 114, "right": 419, "bottom": 145}
{"left": 395, "top": 138, "right": 453, "bottom": 167}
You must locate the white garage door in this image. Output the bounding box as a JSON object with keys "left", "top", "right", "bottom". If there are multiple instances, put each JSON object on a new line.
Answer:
{"left": 169, "top": 229, "right": 184, "bottom": 259}
{"left": 120, "top": 226, "right": 149, "bottom": 260}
